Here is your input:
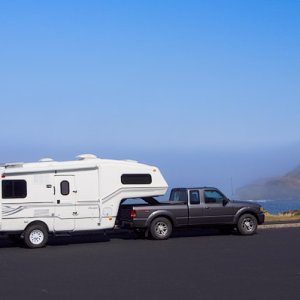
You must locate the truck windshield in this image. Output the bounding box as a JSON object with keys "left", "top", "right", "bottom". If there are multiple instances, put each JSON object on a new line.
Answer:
{"left": 169, "top": 190, "right": 187, "bottom": 203}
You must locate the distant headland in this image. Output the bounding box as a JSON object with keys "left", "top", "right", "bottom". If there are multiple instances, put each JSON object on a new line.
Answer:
{"left": 236, "top": 166, "right": 300, "bottom": 200}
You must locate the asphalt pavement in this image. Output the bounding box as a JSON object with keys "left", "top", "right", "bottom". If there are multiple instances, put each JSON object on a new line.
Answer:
{"left": 0, "top": 227, "right": 300, "bottom": 300}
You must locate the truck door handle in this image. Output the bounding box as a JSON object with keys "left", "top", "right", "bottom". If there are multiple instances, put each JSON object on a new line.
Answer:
{"left": 57, "top": 200, "right": 60, "bottom": 204}
{"left": 204, "top": 206, "right": 209, "bottom": 209}
{"left": 72, "top": 212, "right": 78, "bottom": 216}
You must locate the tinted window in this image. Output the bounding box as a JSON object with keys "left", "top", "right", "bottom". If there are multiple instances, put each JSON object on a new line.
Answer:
{"left": 189, "top": 190, "right": 200, "bottom": 205}
{"left": 60, "top": 181, "right": 70, "bottom": 195}
{"left": 2, "top": 180, "right": 27, "bottom": 199}
{"left": 169, "top": 190, "right": 188, "bottom": 203}
{"left": 121, "top": 174, "right": 152, "bottom": 185}
{"left": 204, "top": 190, "right": 225, "bottom": 204}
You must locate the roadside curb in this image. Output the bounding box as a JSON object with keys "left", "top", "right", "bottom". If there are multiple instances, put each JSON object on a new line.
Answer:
{"left": 259, "top": 223, "right": 300, "bottom": 229}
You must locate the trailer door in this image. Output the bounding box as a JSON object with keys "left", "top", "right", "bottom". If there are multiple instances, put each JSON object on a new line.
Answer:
{"left": 54, "top": 175, "right": 76, "bottom": 231}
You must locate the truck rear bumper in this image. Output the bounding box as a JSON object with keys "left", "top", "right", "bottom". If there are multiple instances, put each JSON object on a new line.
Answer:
{"left": 118, "top": 220, "right": 146, "bottom": 229}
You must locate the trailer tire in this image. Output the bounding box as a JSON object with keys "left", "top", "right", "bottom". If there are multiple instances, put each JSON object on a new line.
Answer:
{"left": 23, "top": 224, "right": 48, "bottom": 248}
{"left": 150, "top": 217, "right": 172, "bottom": 240}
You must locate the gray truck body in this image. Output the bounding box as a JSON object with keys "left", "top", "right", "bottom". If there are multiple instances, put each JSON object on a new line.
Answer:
{"left": 117, "top": 187, "right": 264, "bottom": 236}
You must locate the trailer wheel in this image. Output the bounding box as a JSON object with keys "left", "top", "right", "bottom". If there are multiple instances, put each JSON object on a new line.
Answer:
{"left": 237, "top": 214, "right": 257, "bottom": 235}
{"left": 150, "top": 217, "right": 172, "bottom": 240}
{"left": 23, "top": 224, "right": 49, "bottom": 248}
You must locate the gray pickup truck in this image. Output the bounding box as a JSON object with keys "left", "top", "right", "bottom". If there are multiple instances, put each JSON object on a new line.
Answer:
{"left": 116, "top": 187, "right": 265, "bottom": 239}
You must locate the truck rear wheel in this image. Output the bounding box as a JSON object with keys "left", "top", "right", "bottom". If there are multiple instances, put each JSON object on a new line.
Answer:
{"left": 150, "top": 217, "right": 172, "bottom": 240}
{"left": 23, "top": 224, "right": 49, "bottom": 248}
{"left": 237, "top": 214, "right": 257, "bottom": 235}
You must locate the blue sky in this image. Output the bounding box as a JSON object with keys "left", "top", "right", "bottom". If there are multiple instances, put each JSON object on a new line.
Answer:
{"left": 0, "top": 1, "right": 300, "bottom": 195}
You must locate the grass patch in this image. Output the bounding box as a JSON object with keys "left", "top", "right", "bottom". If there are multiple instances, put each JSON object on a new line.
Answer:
{"left": 263, "top": 208, "right": 300, "bottom": 222}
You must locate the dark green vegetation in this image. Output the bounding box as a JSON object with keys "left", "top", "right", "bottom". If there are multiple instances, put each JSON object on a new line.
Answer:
{"left": 237, "top": 166, "right": 300, "bottom": 200}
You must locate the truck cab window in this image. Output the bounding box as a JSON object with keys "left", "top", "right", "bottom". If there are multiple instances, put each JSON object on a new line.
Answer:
{"left": 189, "top": 190, "right": 200, "bottom": 205}
{"left": 60, "top": 181, "right": 70, "bottom": 196}
{"left": 169, "top": 190, "right": 187, "bottom": 203}
{"left": 204, "top": 190, "right": 225, "bottom": 204}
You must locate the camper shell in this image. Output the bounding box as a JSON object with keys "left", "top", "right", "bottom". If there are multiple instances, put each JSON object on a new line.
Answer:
{"left": 0, "top": 154, "right": 168, "bottom": 248}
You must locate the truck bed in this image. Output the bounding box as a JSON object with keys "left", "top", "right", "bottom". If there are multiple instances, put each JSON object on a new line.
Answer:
{"left": 116, "top": 198, "right": 187, "bottom": 227}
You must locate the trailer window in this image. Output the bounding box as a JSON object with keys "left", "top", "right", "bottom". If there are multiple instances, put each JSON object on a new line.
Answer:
{"left": 121, "top": 174, "right": 152, "bottom": 185}
{"left": 60, "top": 181, "right": 70, "bottom": 195}
{"left": 2, "top": 180, "right": 27, "bottom": 199}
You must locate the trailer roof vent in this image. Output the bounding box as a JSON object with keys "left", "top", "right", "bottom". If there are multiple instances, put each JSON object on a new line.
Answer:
{"left": 123, "top": 159, "right": 138, "bottom": 163}
{"left": 76, "top": 154, "right": 98, "bottom": 160}
{"left": 39, "top": 158, "right": 55, "bottom": 162}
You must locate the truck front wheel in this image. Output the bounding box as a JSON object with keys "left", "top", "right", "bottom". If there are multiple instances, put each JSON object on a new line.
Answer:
{"left": 237, "top": 214, "right": 257, "bottom": 235}
{"left": 150, "top": 217, "right": 172, "bottom": 240}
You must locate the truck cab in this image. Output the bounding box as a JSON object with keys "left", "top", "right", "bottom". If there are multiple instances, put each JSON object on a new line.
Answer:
{"left": 170, "top": 187, "right": 235, "bottom": 225}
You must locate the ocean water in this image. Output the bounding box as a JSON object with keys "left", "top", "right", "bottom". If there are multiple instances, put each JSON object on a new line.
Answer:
{"left": 246, "top": 199, "right": 300, "bottom": 214}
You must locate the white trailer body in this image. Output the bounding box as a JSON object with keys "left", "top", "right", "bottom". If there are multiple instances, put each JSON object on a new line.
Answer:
{"left": 0, "top": 154, "right": 168, "bottom": 247}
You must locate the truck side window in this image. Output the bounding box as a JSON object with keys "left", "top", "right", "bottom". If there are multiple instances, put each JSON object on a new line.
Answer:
{"left": 2, "top": 180, "right": 27, "bottom": 199}
{"left": 169, "top": 190, "right": 187, "bottom": 203}
{"left": 189, "top": 190, "right": 200, "bottom": 205}
{"left": 204, "top": 190, "right": 225, "bottom": 204}
{"left": 60, "top": 181, "right": 70, "bottom": 196}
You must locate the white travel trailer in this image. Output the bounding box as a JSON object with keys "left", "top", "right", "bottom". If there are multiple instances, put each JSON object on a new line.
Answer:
{"left": 0, "top": 154, "right": 168, "bottom": 248}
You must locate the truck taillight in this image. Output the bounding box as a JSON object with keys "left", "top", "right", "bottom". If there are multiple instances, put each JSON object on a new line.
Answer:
{"left": 130, "top": 209, "right": 137, "bottom": 219}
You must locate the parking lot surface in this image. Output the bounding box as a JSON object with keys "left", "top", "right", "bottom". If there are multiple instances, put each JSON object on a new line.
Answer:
{"left": 0, "top": 227, "right": 299, "bottom": 300}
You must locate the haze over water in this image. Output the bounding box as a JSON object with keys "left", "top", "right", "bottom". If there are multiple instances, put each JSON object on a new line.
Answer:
{"left": 0, "top": 1, "right": 299, "bottom": 196}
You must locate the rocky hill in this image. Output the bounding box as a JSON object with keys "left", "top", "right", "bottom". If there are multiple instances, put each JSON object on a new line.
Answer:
{"left": 236, "top": 166, "right": 300, "bottom": 200}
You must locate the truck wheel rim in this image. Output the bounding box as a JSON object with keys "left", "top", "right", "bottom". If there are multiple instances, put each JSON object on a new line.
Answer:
{"left": 29, "top": 230, "right": 44, "bottom": 245}
{"left": 155, "top": 222, "right": 168, "bottom": 236}
{"left": 242, "top": 218, "right": 254, "bottom": 232}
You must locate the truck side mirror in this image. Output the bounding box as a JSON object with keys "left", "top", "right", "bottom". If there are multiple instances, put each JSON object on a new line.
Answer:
{"left": 223, "top": 199, "right": 229, "bottom": 206}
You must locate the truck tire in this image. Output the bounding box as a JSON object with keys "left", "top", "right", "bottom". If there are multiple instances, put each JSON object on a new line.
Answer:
{"left": 23, "top": 224, "right": 49, "bottom": 248}
{"left": 150, "top": 217, "right": 172, "bottom": 240}
{"left": 237, "top": 214, "right": 257, "bottom": 235}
